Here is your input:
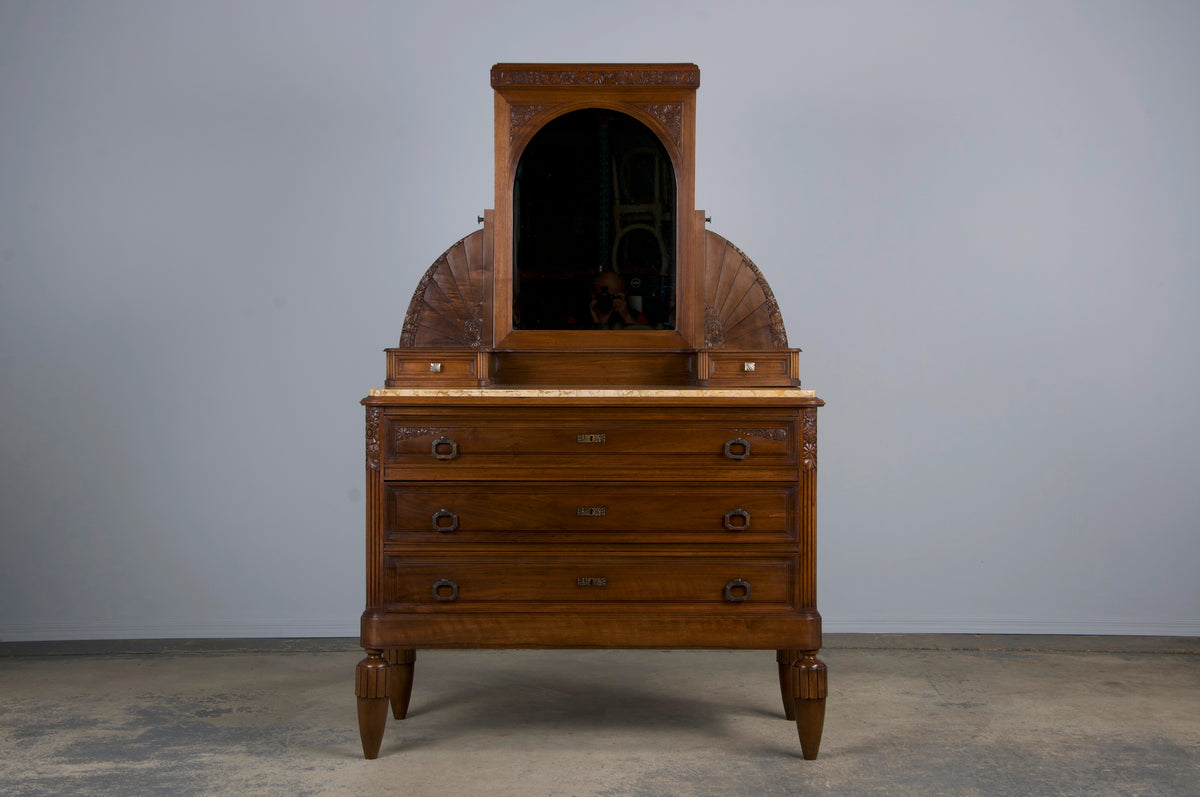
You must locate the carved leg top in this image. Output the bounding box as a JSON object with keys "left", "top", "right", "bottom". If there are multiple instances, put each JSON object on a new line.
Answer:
{"left": 356, "top": 650, "right": 391, "bottom": 700}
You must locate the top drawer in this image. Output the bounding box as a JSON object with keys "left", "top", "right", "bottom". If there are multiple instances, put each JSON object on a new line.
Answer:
{"left": 382, "top": 413, "right": 798, "bottom": 469}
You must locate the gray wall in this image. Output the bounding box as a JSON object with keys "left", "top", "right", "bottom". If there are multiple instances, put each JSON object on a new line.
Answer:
{"left": 2, "top": 0, "right": 1197, "bottom": 641}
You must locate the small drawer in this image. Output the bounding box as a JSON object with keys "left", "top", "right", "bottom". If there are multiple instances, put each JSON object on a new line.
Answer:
{"left": 385, "top": 349, "right": 491, "bottom": 387}
{"left": 383, "top": 555, "right": 795, "bottom": 610}
{"left": 702, "top": 350, "right": 800, "bottom": 387}
{"left": 385, "top": 482, "right": 795, "bottom": 543}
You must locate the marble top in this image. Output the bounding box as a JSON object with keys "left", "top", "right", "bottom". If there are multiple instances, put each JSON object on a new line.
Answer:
{"left": 369, "top": 387, "right": 816, "bottom": 398}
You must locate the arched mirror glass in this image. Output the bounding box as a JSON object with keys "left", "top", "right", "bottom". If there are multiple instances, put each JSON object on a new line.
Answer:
{"left": 512, "top": 109, "right": 676, "bottom": 330}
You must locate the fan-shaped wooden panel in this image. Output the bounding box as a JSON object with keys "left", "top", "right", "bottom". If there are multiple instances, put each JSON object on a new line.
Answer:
{"left": 398, "top": 230, "right": 490, "bottom": 348}
{"left": 703, "top": 230, "right": 788, "bottom": 349}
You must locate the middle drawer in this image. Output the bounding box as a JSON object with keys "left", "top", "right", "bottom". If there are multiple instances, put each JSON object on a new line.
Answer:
{"left": 385, "top": 482, "right": 796, "bottom": 544}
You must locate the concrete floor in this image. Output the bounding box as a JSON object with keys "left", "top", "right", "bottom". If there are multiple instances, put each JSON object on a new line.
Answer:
{"left": 1, "top": 636, "right": 1197, "bottom": 796}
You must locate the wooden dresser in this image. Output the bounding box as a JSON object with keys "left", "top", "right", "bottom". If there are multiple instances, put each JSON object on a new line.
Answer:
{"left": 356, "top": 64, "right": 826, "bottom": 759}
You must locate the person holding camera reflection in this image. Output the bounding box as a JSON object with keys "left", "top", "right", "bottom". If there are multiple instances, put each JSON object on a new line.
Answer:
{"left": 588, "top": 271, "right": 648, "bottom": 329}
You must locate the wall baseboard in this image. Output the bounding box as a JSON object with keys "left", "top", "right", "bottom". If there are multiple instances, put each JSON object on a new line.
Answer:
{"left": 3, "top": 618, "right": 1198, "bottom": 645}
{"left": 824, "top": 618, "right": 1200, "bottom": 636}
{"left": 0, "top": 621, "right": 358, "bottom": 644}
{"left": 3, "top": 633, "right": 1198, "bottom": 657}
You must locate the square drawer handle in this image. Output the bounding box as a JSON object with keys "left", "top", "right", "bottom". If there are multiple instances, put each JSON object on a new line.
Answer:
{"left": 723, "top": 437, "right": 751, "bottom": 460}
{"left": 432, "top": 509, "right": 459, "bottom": 533}
{"left": 431, "top": 436, "right": 458, "bottom": 460}
{"left": 432, "top": 579, "right": 458, "bottom": 601}
{"left": 723, "top": 508, "right": 751, "bottom": 531}
{"left": 724, "top": 579, "right": 751, "bottom": 602}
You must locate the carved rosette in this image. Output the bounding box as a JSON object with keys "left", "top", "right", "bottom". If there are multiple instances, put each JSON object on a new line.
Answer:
{"left": 802, "top": 407, "right": 817, "bottom": 471}
{"left": 365, "top": 408, "right": 381, "bottom": 471}
{"left": 639, "top": 103, "right": 683, "bottom": 149}
{"left": 704, "top": 302, "right": 725, "bottom": 348}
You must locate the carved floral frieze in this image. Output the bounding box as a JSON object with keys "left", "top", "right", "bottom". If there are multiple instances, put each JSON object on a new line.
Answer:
{"left": 704, "top": 303, "right": 725, "bottom": 349}
{"left": 393, "top": 427, "right": 449, "bottom": 443}
{"left": 492, "top": 66, "right": 699, "bottom": 87}
{"left": 735, "top": 427, "right": 789, "bottom": 442}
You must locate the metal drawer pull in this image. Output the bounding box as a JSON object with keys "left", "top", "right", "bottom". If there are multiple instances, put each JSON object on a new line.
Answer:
{"left": 723, "top": 437, "right": 751, "bottom": 460}
{"left": 723, "top": 508, "right": 751, "bottom": 531}
{"left": 724, "top": 579, "right": 751, "bottom": 602}
{"left": 431, "top": 436, "right": 458, "bottom": 460}
{"left": 432, "top": 579, "right": 458, "bottom": 601}
{"left": 432, "top": 509, "right": 458, "bottom": 532}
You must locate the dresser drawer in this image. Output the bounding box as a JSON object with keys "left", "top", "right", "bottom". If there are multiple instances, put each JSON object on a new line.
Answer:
{"left": 383, "top": 555, "right": 795, "bottom": 610}
{"left": 384, "top": 415, "right": 796, "bottom": 468}
{"left": 385, "top": 482, "right": 794, "bottom": 543}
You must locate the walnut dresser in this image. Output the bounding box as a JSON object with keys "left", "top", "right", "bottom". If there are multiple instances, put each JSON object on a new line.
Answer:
{"left": 356, "top": 64, "right": 827, "bottom": 759}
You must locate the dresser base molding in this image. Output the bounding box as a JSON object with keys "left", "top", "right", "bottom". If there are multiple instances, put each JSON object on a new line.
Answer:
{"left": 361, "top": 609, "right": 820, "bottom": 650}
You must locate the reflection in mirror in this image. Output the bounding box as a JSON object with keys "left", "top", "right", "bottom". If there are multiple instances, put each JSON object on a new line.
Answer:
{"left": 513, "top": 109, "right": 676, "bottom": 330}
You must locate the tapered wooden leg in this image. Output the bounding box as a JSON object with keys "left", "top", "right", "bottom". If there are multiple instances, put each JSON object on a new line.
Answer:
{"left": 790, "top": 650, "right": 828, "bottom": 760}
{"left": 386, "top": 649, "right": 416, "bottom": 720}
{"left": 355, "top": 649, "right": 390, "bottom": 759}
{"left": 776, "top": 649, "right": 799, "bottom": 720}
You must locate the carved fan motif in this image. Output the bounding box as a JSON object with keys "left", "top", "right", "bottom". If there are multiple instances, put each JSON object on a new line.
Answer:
{"left": 398, "top": 230, "right": 489, "bottom": 348}
{"left": 703, "top": 230, "right": 789, "bottom": 349}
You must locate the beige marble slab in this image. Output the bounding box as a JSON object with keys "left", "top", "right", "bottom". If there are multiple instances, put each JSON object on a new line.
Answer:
{"left": 369, "top": 387, "right": 817, "bottom": 398}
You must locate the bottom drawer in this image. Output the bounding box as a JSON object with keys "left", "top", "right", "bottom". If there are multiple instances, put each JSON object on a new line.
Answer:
{"left": 383, "top": 555, "right": 795, "bottom": 610}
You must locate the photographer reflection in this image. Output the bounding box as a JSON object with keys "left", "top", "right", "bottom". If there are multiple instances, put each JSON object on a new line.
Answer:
{"left": 587, "top": 271, "right": 648, "bottom": 329}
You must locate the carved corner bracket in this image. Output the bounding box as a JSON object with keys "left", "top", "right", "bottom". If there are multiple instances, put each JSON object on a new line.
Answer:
{"left": 801, "top": 408, "right": 817, "bottom": 471}
{"left": 365, "top": 408, "right": 381, "bottom": 471}
{"left": 639, "top": 103, "right": 683, "bottom": 149}
{"left": 509, "top": 104, "right": 554, "bottom": 145}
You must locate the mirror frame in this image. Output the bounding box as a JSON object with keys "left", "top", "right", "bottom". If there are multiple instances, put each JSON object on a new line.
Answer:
{"left": 490, "top": 64, "right": 701, "bottom": 351}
